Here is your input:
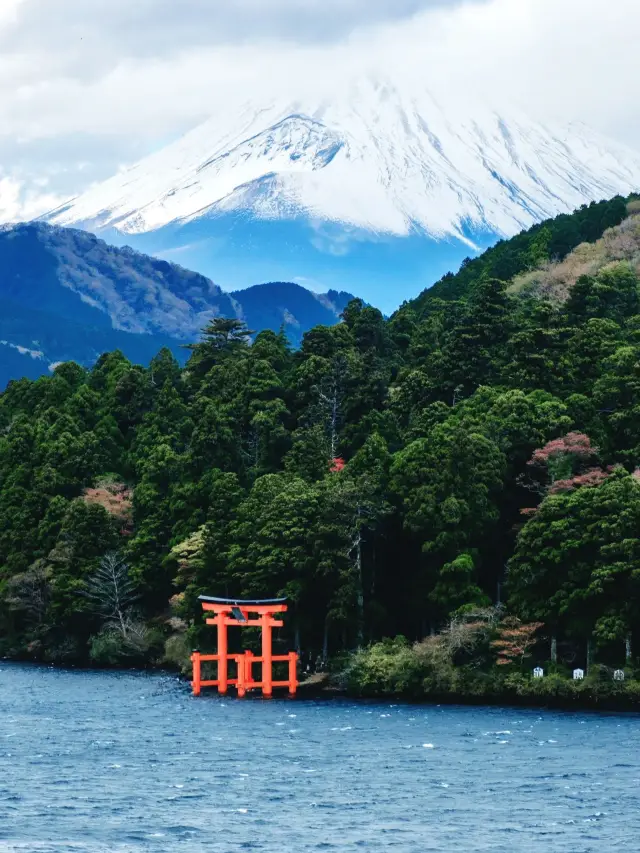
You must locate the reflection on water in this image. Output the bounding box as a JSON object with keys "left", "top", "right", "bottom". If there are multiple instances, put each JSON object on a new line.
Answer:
{"left": 0, "top": 663, "right": 639, "bottom": 852}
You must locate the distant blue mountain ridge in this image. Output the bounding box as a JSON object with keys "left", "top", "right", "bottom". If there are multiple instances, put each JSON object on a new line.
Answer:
{"left": 0, "top": 222, "right": 355, "bottom": 389}
{"left": 93, "top": 211, "right": 496, "bottom": 315}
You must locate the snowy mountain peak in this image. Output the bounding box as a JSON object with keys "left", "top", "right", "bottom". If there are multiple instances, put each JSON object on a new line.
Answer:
{"left": 45, "top": 78, "right": 640, "bottom": 312}
{"left": 49, "top": 81, "right": 640, "bottom": 239}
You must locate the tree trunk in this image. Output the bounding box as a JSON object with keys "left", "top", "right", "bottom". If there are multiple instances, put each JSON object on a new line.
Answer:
{"left": 370, "top": 543, "right": 376, "bottom": 596}
{"left": 330, "top": 393, "right": 338, "bottom": 459}
{"left": 626, "top": 633, "right": 632, "bottom": 664}
{"left": 322, "top": 616, "right": 330, "bottom": 665}
{"left": 117, "top": 607, "right": 128, "bottom": 639}
{"left": 551, "top": 635, "right": 557, "bottom": 664}
{"left": 586, "top": 637, "right": 593, "bottom": 673}
{"left": 355, "top": 529, "right": 364, "bottom": 648}
{"left": 294, "top": 621, "right": 301, "bottom": 656}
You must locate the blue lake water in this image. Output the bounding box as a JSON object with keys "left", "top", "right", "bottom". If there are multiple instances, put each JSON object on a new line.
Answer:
{"left": 0, "top": 663, "right": 639, "bottom": 852}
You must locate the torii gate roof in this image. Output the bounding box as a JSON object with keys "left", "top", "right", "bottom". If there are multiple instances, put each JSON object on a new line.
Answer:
{"left": 198, "top": 595, "right": 287, "bottom": 606}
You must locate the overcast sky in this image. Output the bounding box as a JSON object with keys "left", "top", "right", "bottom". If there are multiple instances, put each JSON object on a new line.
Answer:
{"left": 0, "top": 0, "right": 639, "bottom": 220}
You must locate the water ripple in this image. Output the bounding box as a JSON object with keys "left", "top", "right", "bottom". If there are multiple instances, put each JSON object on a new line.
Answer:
{"left": 0, "top": 664, "right": 639, "bottom": 851}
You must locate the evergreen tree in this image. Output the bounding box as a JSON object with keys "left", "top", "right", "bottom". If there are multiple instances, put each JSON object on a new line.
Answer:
{"left": 1, "top": 192, "right": 640, "bottom": 672}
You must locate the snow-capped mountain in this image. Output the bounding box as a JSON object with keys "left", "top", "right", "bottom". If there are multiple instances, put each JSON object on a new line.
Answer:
{"left": 46, "top": 78, "right": 640, "bottom": 312}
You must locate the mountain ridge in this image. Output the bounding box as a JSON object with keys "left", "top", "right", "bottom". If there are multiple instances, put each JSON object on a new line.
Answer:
{"left": 401, "top": 194, "right": 636, "bottom": 314}
{"left": 0, "top": 223, "right": 355, "bottom": 387}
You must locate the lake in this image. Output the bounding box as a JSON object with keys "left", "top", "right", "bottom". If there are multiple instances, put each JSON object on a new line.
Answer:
{"left": 0, "top": 664, "right": 638, "bottom": 852}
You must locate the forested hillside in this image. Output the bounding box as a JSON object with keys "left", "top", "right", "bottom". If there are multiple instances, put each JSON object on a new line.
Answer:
{"left": 408, "top": 194, "right": 632, "bottom": 308}
{"left": 2, "top": 195, "right": 640, "bottom": 700}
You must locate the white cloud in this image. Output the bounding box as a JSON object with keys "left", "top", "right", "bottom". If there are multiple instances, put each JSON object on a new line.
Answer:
{"left": 0, "top": 0, "right": 637, "bottom": 213}
{"left": 1, "top": 0, "right": 468, "bottom": 60}
{"left": 0, "top": 0, "right": 24, "bottom": 28}
{"left": 0, "top": 339, "right": 44, "bottom": 360}
{"left": 0, "top": 174, "right": 68, "bottom": 222}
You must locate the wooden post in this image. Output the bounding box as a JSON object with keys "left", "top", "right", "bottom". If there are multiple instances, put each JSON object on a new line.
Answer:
{"left": 237, "top": 653, "right": 246, "bottom": 698}
{"left": 261, "top": 612, "right": 273, "bottom": 697}
{"left": 245, "top": 650, "right": 254, "bottom": 689}
{"left": 217, "top": 613, "right": 228, "bottom": 695}
{"left": 191, "top": 649, "right": 201, "bottom": 696}
{"left": 288, "top": 651, "right": 298, "bottom": 697}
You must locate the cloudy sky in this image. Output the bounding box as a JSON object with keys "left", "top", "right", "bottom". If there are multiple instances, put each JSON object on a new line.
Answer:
{"left": 0, "top": 0, "right": 639, "bottom": 221}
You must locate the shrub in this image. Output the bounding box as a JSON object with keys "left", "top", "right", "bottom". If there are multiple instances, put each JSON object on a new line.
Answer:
{"left": 88, "top": 621, "right": 156, "bottom": 666}
{"left": 163, "top": 633, "right": 193, "bottom": 674}
{"left": 343, "top": 637, "right": 427, "bottom": 696}
{"left": 491, "top": 617, "right": 544, "bottom": 666}
{"left": 43, "top": 638, "right": 82, "bottom": 664}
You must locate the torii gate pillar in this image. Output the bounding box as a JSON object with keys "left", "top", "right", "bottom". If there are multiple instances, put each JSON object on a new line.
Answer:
{"left": 191, "top": 596, "right": 298, "bottom": 698}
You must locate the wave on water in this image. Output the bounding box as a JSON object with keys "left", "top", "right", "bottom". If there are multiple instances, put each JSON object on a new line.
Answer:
{"left": 1, "top": 664, "right": 639, "bottom": 852}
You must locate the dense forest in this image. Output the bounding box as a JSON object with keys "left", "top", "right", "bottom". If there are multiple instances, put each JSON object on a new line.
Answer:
{"left": 2, "top": 194, "right": 640, "bottom": 702}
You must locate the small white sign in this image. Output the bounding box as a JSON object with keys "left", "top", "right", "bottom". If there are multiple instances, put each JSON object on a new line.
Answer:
{"left": 614, "top": 669, "right": 625, "bottom": 681}
{"left": 573, "top": 668, "right": 584, "bottom": 680}
{"left": 533, "top": 667, "right": 544, "bottom": 678}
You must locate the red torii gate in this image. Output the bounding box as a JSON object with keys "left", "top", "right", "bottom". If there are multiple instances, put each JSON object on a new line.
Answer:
{"left": 191, "top": 596, "right": 298, "bottom": 698}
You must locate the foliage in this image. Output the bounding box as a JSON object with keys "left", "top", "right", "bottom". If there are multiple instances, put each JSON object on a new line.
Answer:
{"left": 82, "top": 480, "right": 133, "bottom": 534}
{"left": 529, "top": 431, "right": 595, "bottom": 473}
{"left": 2, "top": 193, "right": 640, "bottom": 687}
{"left": 508, "top": 469, "right": 640, "bottom": 644}
{"left": 406, "top": 195, "right": 631, "bottom": 310}
{"left": 89, "top": 621, "right": 158, "bottom": 666}
{"left": 491, "top": 617, "right": 544, "bottom": 666}
{"left": 163, "top": 632, "right": 193, "bottom": 674}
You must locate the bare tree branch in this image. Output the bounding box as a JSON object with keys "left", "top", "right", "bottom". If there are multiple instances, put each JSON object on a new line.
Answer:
{"left": 81, "top": 552, "right": 140, "bottom": 638}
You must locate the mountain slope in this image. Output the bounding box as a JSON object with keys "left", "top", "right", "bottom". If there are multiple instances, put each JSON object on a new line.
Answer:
{"left": 0, "top": 223, "right": 354, "bottom": 387}
{"left": 45, "top": 78, "right": 640, "bottom": 311}
{"left": 401, "top": 194, "right": 636, "bottom": 315}
{"left": 0, "top": 297, "right": 181, "bottom": 389}
{"left": 231, "top": 283, "right": 353, "bottom": 345}
{"left": 7, "top": 195, "right": 640, "bottom": 676}
{"left": 0, "top": 222, "right": 238, "bottom": 338}
{"left": 48, "top": 81, "right": 640, "bottom": 240}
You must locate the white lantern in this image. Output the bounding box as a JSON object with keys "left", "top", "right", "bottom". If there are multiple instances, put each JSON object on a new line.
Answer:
{"left": 614, "top": 669, "right": 625, "bottom": 682}
{"left": 533, "top": 667, "right": 544, "bottom": 678}
{"left": 573, "top": 668, "right": 584, "bottom": 680}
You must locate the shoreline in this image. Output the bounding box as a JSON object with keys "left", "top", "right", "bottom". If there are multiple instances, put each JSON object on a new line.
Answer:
{"left": 304, "top": 683, "right": 640, "bottom": 713}
{"left": 5, "top": 659, "right": 640, "bottom": 714}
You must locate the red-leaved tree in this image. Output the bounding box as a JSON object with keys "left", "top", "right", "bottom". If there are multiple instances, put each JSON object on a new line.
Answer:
{"left": 519, "top": 432, "right": 609, "bottom": 515}
{"left": 83, "top": 480, "right": 133, "bottom": 536}
{"left": 491, "top": 617, "right": 544, "bottom": 666}
{"left": 548, "top": 466, "right": 612, "bottom": 494}
{"left": 529, "top": 431, "right": 596, "bottom": 478}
